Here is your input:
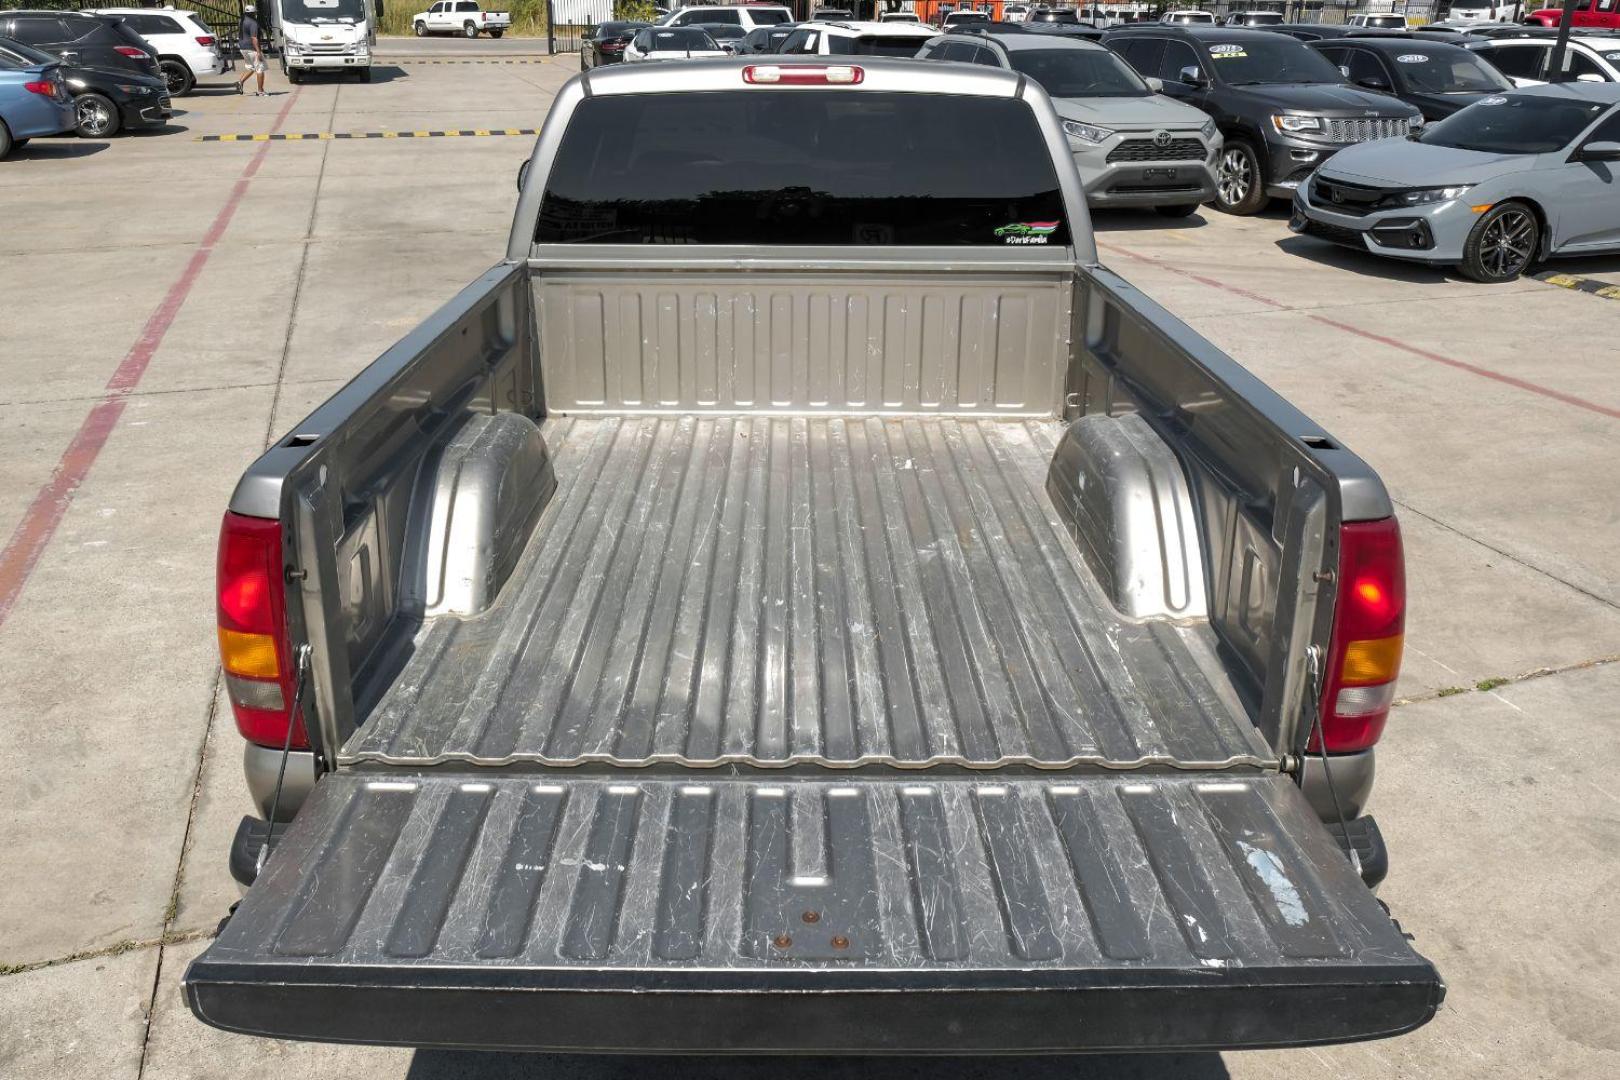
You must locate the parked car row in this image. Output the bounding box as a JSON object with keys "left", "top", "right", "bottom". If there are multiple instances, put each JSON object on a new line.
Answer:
{"left": 571, "top": 13, "right": 1620, "bottom": 284}
{"left": 0, "top": 9, "right": 179, "bottom": 154}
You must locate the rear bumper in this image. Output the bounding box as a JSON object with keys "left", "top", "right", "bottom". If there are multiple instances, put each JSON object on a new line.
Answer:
{"left": 8, "top": 95, "right": 75, "bottom": 138}
{"left": 185, "top": 963, "right": 1444, "bottom": 1053}
{"left": 188, "top": 771, "right": 1442, "bottom": 1052}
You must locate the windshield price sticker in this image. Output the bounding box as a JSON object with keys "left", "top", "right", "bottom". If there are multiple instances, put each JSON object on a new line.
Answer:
{"left": 1210, "top": 44, "right": 1246, "bottom": 57}
{"left": 1395, "top": 54, "right": 1428, "bottom": 63}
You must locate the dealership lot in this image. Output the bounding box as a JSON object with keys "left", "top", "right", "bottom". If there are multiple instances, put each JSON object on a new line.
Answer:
{"left": 1, "top": 41, "right": 1618, "bottom": 1080}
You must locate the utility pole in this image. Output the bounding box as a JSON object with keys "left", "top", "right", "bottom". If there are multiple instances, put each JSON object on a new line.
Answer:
{"left": 1548, "top": 0, "right": 1579, "bottom": 83}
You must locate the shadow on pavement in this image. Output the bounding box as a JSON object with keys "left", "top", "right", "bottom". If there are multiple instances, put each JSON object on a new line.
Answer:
{"left": 1273, "top": 234, "right": 1455, "bottom": 285}
{"left": 1091, "top": 207, "right": 1211, "bottom": 233}
{"left": 11, "top": 139, "right": 110, "bottom": 159}
{"left": 405, "top": 1052, "right": 1230, "bottom": 1080}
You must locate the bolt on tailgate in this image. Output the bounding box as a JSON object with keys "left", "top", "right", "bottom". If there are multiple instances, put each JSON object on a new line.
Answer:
{"left": 184, "top": 771, "right": 1441, "bottom": 1052}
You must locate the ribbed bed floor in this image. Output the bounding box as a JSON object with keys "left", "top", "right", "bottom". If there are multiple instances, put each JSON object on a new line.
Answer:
{"left": 343, "top": 415, "right": 1270, "bottom": 770}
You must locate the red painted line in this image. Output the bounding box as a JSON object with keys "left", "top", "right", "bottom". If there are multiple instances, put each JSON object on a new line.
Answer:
{"left": 1098, "top": 239, "right": 1620, "bottom": 422}
{"left": 0, "top": 90, "right": 302, "bottom": 630}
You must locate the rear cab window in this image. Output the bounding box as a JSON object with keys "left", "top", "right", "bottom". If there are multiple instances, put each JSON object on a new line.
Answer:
{"left": 535, "top": 91, "right": 1070, "bottom": 247}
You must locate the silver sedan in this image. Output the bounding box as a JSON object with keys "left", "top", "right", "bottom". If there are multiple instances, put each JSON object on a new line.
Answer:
{"left": 1290, "top": 83, "right": 1620, "bottom": 282}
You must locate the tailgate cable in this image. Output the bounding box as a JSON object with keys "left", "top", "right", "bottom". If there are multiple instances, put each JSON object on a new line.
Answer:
{"left": 1303, "top": 645, "right": 1361, "bottom": 878}
{"left": 256, "top": 643, "right": 311, "bottom": 877}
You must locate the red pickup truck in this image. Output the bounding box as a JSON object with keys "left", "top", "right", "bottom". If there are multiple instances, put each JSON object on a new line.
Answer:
{"left": 1525, "top": 0, "right": 1620, "bottom": 28}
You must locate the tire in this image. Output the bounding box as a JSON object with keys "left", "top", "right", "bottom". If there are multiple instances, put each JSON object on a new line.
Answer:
{"left": 0, "top": 119, "right": 12, "bottom": 161}
{"left": 355, "top": 66, "right": 371, "bottom": 82}
{"left": 490, "top": 29, "right": 504, "bottom": 38}
{"left": 1211, "top": 139, "right": 1267, "bottom": 216}
{"left": 1155, "top": 202, "right": 1200, "bottom": 219}
{"left": 1460, "top": 200, "right": 1539, "bottom": 283}
{"left": 160, "top": 58, "right": 194, "bottom": 96}
{"left": 414, "top": 20, "right": 427, "bottom": 36}
{"left": 74, "top": 92, "right": 120, "bottom": 138}
{"left": 287, "top": 64, "right": 302, "bottom": 84}
{"left": 463, "top": 21, "right": 479, "bottom": 38}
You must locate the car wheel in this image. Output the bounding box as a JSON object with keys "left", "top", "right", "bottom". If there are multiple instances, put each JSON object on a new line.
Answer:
{"left": 414, "top": 20, "right": 427, "bottom": 36}
{"left": 1212, "top": 140, "right": 1266, "bottom": 216}
{"left": 1461, "top": 201, "right": 1539, "bottom": 283}
{"left": 463, "top": 21, "right": 479, "bottom": 38}
{"left": 355, "top": 66, "right": 371, "bottom": 82}
{"left": 74, "top": 92, "right": 120, "bottom": 138}
{"left": 287, "top": 64, "right": 302, "bottom": 84}
{"left": 0, "top": 119, "right": 12, "bottom": 160}
{"left": 490, "top": 29, "right": 504, "bottom": 38}
{"left": 160, "top": 58, "right": 194, "bottom": 96}
{"left": 1155, "top": 202, "right": 1199, "bottom": 219}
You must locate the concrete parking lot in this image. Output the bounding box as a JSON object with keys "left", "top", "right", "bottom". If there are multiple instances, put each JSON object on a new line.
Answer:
{"left": 1, "top": 40, "right": 1617, "bottom": 1080}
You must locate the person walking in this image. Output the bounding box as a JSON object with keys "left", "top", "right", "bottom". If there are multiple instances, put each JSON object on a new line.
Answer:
{"left": 236, "top": 4, "right": 267, "bottom": 97}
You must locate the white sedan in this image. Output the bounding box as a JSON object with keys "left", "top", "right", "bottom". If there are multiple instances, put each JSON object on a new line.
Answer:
{"left": 624, "top": 26, "right": 728, "bottom": 61}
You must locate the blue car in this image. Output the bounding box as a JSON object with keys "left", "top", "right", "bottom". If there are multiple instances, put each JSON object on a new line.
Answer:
{"left": 0, "top": 35, "right": 74, "bottom": 158}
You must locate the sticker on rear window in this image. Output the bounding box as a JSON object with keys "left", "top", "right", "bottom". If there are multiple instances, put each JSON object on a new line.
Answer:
{"left": 1209, "top": 43, "right": 1246, "bottom": 57}
{"left": 1607, "top": 51, "right": 1620, "bottom": 61}
{"left": 995, "top": 221, "right": 1059, "bottom": 244}
{"left": 1395, "top": 54, "right": 1429, "bottom": 63}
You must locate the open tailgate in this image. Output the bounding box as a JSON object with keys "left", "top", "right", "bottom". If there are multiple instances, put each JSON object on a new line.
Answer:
{"left": 184, "top": 772, "right": 1442, "bottom": 1052}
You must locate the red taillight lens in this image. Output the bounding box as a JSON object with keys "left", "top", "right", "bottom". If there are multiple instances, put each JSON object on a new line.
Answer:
{"left": 602, "top": 41, "right": 625, "bottom": 50}
{"left": 114, "top": 45, "right": 147, "bottom": 58}
{"left": 217, "top": 512, "right": 306, "bottom": 749}
{"left": 743, "top": 64, "right": 864, "bottom": 84}
{"left": 1314, "top": 517, "right": 1405, "bottom": 754}
{"left": 196, "top": 35, "right": 216, "bottom": 46}
{"left": 24, "top": 80, "right": 54, "bottom": 95}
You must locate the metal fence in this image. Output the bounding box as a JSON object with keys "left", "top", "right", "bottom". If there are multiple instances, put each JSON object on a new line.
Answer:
{"left": 546, "top": 0, "right": 611, "bottom": 52}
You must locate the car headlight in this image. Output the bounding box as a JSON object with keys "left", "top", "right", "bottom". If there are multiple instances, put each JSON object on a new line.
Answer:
{"left": 287, "top": 41, "right": 307, "bottom": 54}
{"left": 1392, "top": 185, "right": 1472, "bottom": 206}
{"left": 1200, "top": 117, "right": 1217, "bottom": 140}
{"left": 1272, "top": 114, "right": 1323, "bottom": 135}
{"left": 1062, "top": 119, "right": 1113, "bottom": 145}
{"left": 1407, "top": 113, "right": 1425, "bottom": 129}
{"left": 116, "top": 83, "right": 152, "bottom": 95}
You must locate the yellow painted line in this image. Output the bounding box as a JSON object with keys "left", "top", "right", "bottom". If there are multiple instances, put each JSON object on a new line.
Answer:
{"left": 1533, "top": 269, "right": 1620, "bottom": 302}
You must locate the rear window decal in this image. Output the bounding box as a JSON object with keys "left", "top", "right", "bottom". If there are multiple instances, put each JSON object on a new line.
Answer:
{"left": 995, "top": 221, "right": 1060, "bottom": 244}
{"left": 1395, "top": 54, "right": 1429, "bottom": 63}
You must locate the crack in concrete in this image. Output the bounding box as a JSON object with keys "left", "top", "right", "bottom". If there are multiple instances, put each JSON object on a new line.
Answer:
{"left": 1395, "top": 654, "right": 1620, "bottom": 707}
{"left": 0, "top": 928, "right": 214, "bottom": 979}
{"left": 1393, "top": 497, "right": 1620, "bottom": 615}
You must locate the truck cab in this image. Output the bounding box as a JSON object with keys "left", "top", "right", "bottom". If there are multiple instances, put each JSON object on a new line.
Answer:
{"left": 272, "top": 0, "right": 378, "bottom": 82}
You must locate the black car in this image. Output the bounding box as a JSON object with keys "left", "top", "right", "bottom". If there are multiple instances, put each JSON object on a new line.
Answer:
{"left": 811, "top": 8, "right": 853, "bottom": 20}
{"left": 734, "top": 23, "right": 799, "bottom": 54}
{"left": 0, "top": 26, "right": 167, "bottom": 137}
{"left": 1021, "top": 22, "right": 1105, "bottom": 41}
{"left": 0, "top": 11, "right": 161, "bottom": 81}
{"left": 1308, "top": 36, "right": 1513, "bottom": 122}
{"left": 580, "top": 20, "right": 650, "bottom": 69}
{"left": 1027, "top": 7, "right": 1082, "bottom": 23}
{"left": 693, "top": 22, "right": 747, "bottom": 52}
{"left": 1104, "top": 26, "right": 1421, "bottom": 214}
{"left": 1262, "top": 23, "right": 1411, "bottom": 43}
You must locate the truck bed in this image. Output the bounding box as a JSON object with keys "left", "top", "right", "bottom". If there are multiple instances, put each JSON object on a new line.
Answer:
{"left": 345, "top": 413, "right": 1270, "bottom": 771}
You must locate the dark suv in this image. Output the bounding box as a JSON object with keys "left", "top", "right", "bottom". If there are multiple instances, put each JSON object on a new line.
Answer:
{"left": 0, "top": 11, "right": 161, "bottom": 81}
{"left": 1104, "top": 25, "right": 1421, "bottom": 213}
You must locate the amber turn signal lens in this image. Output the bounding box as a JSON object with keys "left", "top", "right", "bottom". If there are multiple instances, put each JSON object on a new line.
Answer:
{"left": 219, "top": 627, "right": 280, "bottom": 680}
{"left": 1340, "top": 633, "right": 1403, "bottom": 687}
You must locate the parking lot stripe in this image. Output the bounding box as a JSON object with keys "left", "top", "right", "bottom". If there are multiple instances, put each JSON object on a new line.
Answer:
{"left": 1099, "top": 240, "right": 1620, "bottom": 424}
{"left": 1533, "top": 270, "right": 1620, "bottom": 302}
{"left": 0, "top": 89, "right": 303, "bottom": 632}
{"left": 196, "top": 128, "right": 537, "bottom": 142}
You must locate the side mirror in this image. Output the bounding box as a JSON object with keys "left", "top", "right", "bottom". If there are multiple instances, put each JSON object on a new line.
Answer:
{"left": 1179, "top": 65, "right": 1207, "bottom": 87}
{"left": 1577, "top": 72, "right": 1605, "bottom": 83}
{"left": 1356, "top": 75, "right": 1391, "bottom": 91}
{"left": 516, "top": 159, "right": 531, "bottom": 192}
{"left": 1144, "top": 75, "right": 1163, "bottom": 91}
{"left": 1576, "top": 140, "right": 1620, "bottom": 163}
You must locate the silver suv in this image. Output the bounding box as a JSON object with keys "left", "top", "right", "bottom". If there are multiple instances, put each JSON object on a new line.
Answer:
{"left": 919, "top": 30, "right": 1222, "bottom": 215}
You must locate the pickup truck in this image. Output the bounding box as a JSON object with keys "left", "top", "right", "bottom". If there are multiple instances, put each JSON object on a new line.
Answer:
{"left": 412, "top": 0, "right": 509, "bottom": 38}
{"left": 184, "top": 57, "right": 1444, "bottom": 1053}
